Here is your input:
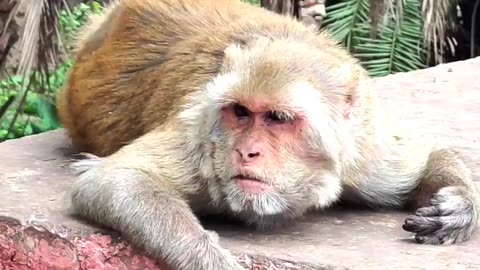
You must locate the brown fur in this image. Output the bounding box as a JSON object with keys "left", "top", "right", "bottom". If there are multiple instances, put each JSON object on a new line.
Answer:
{"left": 58, "top": 0, "right": 480, "bottom": 269}
{"left": 58, "top": 0, "right": 338, "bottom": 156}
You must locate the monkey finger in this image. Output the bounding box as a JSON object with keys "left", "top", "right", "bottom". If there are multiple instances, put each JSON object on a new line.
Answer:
{"left": 417, "top": 226, "right": 473, "bottom": 245}
{"left": 402, "top": 215, "right": 442, "bottom": 234}
{"left": 415, "top": 206, "right": 439, "bottom": 217}
{"left": 407, "top": 224, "right": 441, "bottom": 237}
{"left": 415, "top": 231, "right": 449, "bottom": 245}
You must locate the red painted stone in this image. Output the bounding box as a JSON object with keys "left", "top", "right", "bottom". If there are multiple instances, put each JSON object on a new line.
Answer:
{"left": 0, "top": 217, "right": 329, "bottom": 270}
{"left": 0, "top": 217, "right": 166, "bottom": 270}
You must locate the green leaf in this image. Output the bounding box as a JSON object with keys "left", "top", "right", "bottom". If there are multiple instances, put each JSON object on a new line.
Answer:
{"left": 324, "top": 0, "right": 370, "bottom": 49}
{"left": 0, "top": 129, "right": 7, "bottom": 139}
{"left": 10, "top": 76, "right": 23, "bottom": 85}
{"left": 337, "top": 0, "right": 426, "bottom": 76}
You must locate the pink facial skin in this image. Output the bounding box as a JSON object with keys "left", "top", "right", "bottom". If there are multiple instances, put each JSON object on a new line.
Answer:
{"left": 220, "top": 99, "right": 306, "bottom": 193}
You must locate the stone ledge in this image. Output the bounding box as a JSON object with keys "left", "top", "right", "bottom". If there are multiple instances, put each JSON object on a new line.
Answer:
{"left": 1, "top": 57, "right": 480, "bottom": 270}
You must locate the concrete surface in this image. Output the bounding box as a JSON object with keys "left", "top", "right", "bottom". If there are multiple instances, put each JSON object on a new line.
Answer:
{"left": 1, "top": 57, "right": 480, "bottom": 270}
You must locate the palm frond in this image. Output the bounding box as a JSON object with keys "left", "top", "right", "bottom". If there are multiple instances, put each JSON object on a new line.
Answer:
{"left": 354, "top": 0, "right": 427, "bottom": 76}
{"left": 382, "top": 0, "right": 404, "bottom": 25}
{"left": 0, "top": 0, "right": 19, "bottom": 75}
{"left": 323, "top": 0, "right": 370, "bottom": 50}
{"left": 323, "top": 0, "right": 427, "bottom": 77}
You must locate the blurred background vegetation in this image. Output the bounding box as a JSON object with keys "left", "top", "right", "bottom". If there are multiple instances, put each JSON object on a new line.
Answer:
{"left": 0, "top": 0, "right": 479, "bottom": 141}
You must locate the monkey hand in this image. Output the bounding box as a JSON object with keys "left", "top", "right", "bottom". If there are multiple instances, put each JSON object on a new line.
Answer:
{"left": 299, "top": 0, "right": 326, "bottom": 27}
{"left": 201, "top": 230, "right": 247, "bottom": 270}
{"left": 403, "top": 186, "right": 479, "bottom": 245}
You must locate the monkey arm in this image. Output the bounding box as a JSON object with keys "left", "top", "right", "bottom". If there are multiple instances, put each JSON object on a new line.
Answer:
{"left": 68, "top": 132, "right": 244, "bottom": 270}
{"left": 402, "top": 147, "right": 480, "bottom": 244}
{"left": 348, "top": 140, "right": 480, "bottom": 245}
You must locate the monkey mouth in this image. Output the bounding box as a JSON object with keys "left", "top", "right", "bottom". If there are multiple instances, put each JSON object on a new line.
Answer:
{"left": 231, "top": 174, "right": 271, "bottom": 193}
{"left": 232, "top": 173, "right": 262, "bottom": 181}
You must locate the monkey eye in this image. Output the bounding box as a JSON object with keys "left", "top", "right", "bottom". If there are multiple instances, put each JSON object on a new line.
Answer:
{"left": 233, "top": 103, "right": 250, "bottom": 118}
{"left": 266, "top": 110, "right": 292, "bottom": 123}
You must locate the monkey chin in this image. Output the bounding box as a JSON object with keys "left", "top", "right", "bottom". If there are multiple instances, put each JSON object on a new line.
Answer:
{"left": 223, "top": 181, "right": 304, "bottom": 232}
{"left": 219, "top": 171, "right": 343, "bottom": 231}
{"left": 223, "top": 179, "right": 289, "bottom": 218}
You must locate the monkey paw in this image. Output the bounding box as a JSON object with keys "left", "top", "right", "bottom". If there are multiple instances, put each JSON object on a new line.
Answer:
{"left": 298, "top": 0, "right": 326, "bottom": 27}
{"left": 402, "top": 186, "right": 479, "bottom": 245}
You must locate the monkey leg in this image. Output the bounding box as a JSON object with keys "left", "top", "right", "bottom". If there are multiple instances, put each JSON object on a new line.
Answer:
{"left": 403, "top": 148, "right": 480, "bottom": 245}
{"left": 68, "top": 152, "right": 244, "bottom": 270}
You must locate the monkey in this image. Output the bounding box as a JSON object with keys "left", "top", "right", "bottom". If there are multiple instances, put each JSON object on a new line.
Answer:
{"left": 56, "top": 0, "right": 480, "bottom": 269}
{"left": 298, "top": 0, "right": 326, "bottom": 27}
{"left": 259, "top": 0, "right": 326, "bottom": 28}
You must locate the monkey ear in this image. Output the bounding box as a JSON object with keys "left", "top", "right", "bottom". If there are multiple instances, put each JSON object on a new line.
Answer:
{"left": 341, "top": 64, "right": 368, "bottom": 120}
{"left": 343, "top": 94, "right": 353, "bottom": 119}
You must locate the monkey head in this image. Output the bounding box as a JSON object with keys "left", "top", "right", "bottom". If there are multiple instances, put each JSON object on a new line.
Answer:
{"left": 200, "top": 37, "right": 363, "bottom": 229}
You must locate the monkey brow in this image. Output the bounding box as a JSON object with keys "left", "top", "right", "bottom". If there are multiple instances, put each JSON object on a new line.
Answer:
{"left": 269, "top": 102, "right": 303, "bottom": 115}
{"left": 269, "top": 109, "right": 296, "bottom": 120}
{"left": 218, "top": 94, "right": 301, "bottom": 117}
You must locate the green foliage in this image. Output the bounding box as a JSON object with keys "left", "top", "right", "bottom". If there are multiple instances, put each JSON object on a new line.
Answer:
{"left": 324, "top": 0, "right": 427, "bottom": 77}
{"left": 59, "top": 1, "right": 103, "bottom": 50}
{"left": 244, "top": 0, "right": 260, "bottom": 5}
{"left": 0, "top": 1, "right": 103, "bottom": 141}
{"left": 323, "top": 0, "right": 370, "bottom": 51}
{"left": 0, "top": 61, "right": 74, "bottom": 140}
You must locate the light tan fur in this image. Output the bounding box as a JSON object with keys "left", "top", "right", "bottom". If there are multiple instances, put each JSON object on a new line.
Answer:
{"left": 57, "top": 0, "right": 480, "bottom": 269}
{"left": 70, "top": 0, "right": 121, "bottom": 55}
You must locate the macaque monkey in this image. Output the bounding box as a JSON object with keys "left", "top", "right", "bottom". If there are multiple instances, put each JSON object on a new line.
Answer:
{"left": 260, "top": 0, "right": 326, "bottom": 28}
{"left": 56, "top": 0, "right": 480, "bottom": 269}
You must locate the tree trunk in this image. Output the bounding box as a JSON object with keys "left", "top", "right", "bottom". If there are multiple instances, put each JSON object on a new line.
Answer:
{"left": 0, "top": 0, "right": 18, "bottom": 77}
{"left": 260, "top": 0, "right": 296, "bottom": 15}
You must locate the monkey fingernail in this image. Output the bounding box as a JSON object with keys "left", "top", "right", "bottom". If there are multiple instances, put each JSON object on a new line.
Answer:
{"left": 403, "top": 216, "right": 443, "bottom": 234}
{"left": 404, "top": 219, "right": 414, "bottom": 226}
{"left": 415, "top": 206, "right": 439, "bottom": 216}
{"left": 402, "top": 218, "right": 417, "bottom": 231}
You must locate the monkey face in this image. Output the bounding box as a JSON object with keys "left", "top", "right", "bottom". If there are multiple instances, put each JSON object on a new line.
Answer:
{"left": 218, "top": 100, "right": 306, "bottom": 211}
{"left": 202, "top": 39, "right": 357, "bottom": 226}
{"left": 214, "top": 97, "right": 342, "bottom": 218}
{"left": 205, "top": 80, "right": 344, "bottom": 227}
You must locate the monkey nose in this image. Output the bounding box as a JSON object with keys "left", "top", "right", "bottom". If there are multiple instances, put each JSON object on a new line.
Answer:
{"left": 235, "top": 148, "right": 261, "bottom": 163}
